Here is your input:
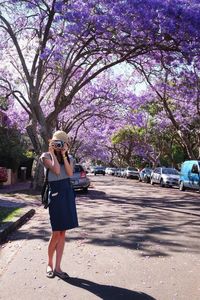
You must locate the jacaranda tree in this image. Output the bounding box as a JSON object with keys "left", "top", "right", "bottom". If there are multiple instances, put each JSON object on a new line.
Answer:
{"left": 0, "top": 0, "right": 200, "bottom": 185}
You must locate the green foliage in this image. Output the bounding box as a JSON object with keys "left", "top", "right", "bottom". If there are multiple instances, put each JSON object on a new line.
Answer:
{"left": 170, "top": 143, "right": 186, "bottom": 168}
{"left": 112, "top": 126, "right": 142, "bottom": 144}
{"left": 111, "top": 126, "right": 143, "bottom": 166}
{"left": 25, "top": 150, "right": 35, "bottom": 159}
{"left": 0, "top": 206, "right": 21, "bottom": 226}
{"left": 112, "top": 127, "right": 128, "bottom": 144}
{"left": 140, "top": 101, "right": 162, "bottom": 117}
{"left": 0, "top": 127, "right": 27, "bottom": 170}
{"left": 111, "top": 120, "right": 187, "bottom": 168}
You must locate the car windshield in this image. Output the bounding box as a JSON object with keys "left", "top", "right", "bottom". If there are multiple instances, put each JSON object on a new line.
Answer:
{"left": 74, "top": 165, "right": 84, "bottom": 172}
{"left": 145, "top": 169, "right": 152, "bottom": 173}
{"left": 162, "top": 168, "right": 179, "bottom": 175}
{"left": 128, "top": 167, "right": 138, "bottom": 171}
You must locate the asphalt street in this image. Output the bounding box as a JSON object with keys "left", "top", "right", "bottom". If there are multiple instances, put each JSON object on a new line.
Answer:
{"left": 0, "top": 175, "right": 200, "bottom": 300}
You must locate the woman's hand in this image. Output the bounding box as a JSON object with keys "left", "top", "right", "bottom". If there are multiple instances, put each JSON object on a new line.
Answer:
{"left": 46, "top": 141, "right": 60, "bottom": 176}
{"left": 61, "top": 143, "right": 73, "bottom": 176}
{"left": 48, "top": 142, "right": 55, "bottom": 155}
{"left": 61, "top": 143, "right": 69, "bottom": 156}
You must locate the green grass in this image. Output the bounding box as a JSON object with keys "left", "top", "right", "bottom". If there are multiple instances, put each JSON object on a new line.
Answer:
{"left": 0, "top": 206, "right": 21, "bottom": 227}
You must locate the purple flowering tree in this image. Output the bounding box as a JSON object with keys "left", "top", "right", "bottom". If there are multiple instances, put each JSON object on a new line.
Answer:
{"left": 0, "top": 0, "right": 200, "bottom": 185}
{"left": 130, "top": 52, "right": 200, "bottom": 159}
{"left": 1, "top": 0, "right": 199, "bottom": 149}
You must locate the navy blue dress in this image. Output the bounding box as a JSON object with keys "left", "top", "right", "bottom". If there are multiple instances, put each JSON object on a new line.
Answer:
{"left": 48, "top": 178, "right": 78, "bottom": 231}
{"left": 40, "top": 152, "right": 78, "bottom": 231}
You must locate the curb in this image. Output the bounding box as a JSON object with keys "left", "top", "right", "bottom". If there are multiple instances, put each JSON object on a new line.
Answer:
{"left": 0, "top": 208, "right": 36, "bottom": 244}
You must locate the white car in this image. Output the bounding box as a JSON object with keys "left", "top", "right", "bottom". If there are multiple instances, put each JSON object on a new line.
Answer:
{"left": 150, "top": 167, "right": 179, "bottom": 187}
{"left": 106, "top": 167, "right": 117, "bottom": 175}
{"left": 105, "top": 167, "right": 111, "bottom": 175}
{"left": 123, "top": 167, "right": 139, "bottom": 179}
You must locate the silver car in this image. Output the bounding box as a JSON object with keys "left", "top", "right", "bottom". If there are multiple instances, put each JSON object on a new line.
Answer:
{"left": 124, "top": 167, "right": 139, "bottom": 179}
{"left": 150, "top": 167, "right": 179, "bottom": 187}
{"left": 70, "top": 164, "right": 90, "bottom": 192}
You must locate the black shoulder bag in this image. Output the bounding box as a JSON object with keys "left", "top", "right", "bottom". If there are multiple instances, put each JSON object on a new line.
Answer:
{"left": 41, "top": 169, "right": 50, "bottom": 209}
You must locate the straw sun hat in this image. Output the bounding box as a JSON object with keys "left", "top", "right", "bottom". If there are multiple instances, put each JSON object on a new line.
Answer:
{"left": 52, "top": 130, "right": 69, "bottom": 144}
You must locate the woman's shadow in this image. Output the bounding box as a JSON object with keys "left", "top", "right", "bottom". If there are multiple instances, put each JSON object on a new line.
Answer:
{"left": 61, "top": 277, "right": 156, "bottom": 300}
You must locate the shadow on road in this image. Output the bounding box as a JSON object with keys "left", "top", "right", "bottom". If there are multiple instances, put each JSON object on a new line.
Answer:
{"left": 80, "top": 188, "right": 200, "bottom": 216}
{"left": 61, "top": 277, "right": 157, "bottom": 300}
{"left": 74, "top": 188, "right": 200, "bottom": 257}
{"left": 2, "top": 186, "right": 200, "bottom": 258}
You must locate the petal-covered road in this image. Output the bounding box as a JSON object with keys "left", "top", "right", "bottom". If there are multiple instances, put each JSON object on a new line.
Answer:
{"left": 0, "top": 175, "right": 200, "bottom": 300}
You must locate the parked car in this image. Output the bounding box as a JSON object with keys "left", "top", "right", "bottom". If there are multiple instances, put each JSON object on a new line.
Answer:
{"left": 106, "top": 167, "right": 117, "bottom": 175}
{"left": 123, "top": 167, "right": 139, "bottom": 179}
{"left": 179, "top": 160, "right": 200, "bottom": 191}
{"left": 89, "top": 166, "right": 95, "bottom": 173}
{"left": 105, "top": 167, "right": 110, "bottom": 175}
{"left": 70, "top": 164, "right": 90, "bottom": 192}
{"left": 0, "top": 167, "right": 8, "bottom": 183}
{"left": 139, "top": 168, "right": 152, "bottom": 183}
{"left": 114, "top": 168, "right": 121, "bottom": 176}
{"left": 94, "top": 166, "right": 105, "bottom": 175}
{"left": 119, "top": 168, "right": 126, "bottom": 177}
{"left": 150, "top": 167, "right": 179, "bottom": 187}
{"left": 116, "top": 168, "right": 126, "bottom": 177}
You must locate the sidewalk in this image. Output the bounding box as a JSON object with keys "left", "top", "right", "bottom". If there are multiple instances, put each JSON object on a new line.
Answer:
{"left": 0, "top": 181, "right": 32, "bottom": 194}
{"left": 0, "top": 181, "right": 39, "bottom": 243}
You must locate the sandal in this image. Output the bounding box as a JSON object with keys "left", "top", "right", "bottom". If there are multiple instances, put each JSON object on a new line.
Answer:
{"left": 46, "top": 267, "right": 54, "bottom": 278}
{"left": 54, "top": 270, "right": 69, "bottom": 279}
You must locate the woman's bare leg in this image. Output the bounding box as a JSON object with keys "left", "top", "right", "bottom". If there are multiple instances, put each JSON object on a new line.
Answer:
{"left": 55, "top": 231, "right": 66, "bottom": 272}
{"left": 47, "top": 231, "right": 60, "bottom": 270}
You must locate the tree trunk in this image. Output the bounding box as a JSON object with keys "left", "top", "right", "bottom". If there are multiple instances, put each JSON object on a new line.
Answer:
{"left": 32, "top": 158, "right": 44, "bottom": 190}
{"left": 26, "top": 122, "right": 51, "bottom": 190}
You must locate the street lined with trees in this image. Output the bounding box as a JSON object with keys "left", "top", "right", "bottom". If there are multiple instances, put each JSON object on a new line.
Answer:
{"left": 0, "top": 0, "right": 200, "bottom": 186}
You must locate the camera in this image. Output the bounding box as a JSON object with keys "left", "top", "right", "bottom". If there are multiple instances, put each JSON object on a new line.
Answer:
{"left": 51, "top": 140, "right": 64, "bottom": 149}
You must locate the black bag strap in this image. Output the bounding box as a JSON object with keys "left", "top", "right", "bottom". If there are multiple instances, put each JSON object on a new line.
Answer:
{"left": 44, "top": 168, "right": 49, "bottom": 184}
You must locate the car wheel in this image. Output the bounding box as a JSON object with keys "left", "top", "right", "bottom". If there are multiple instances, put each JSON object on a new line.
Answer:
{"left": 150, "top": 179, "right": 154, "bottom": 185}
{"left": 160, "top": 179, "right": 165, "bottom": 187}
{"left": 179, "top": 181, "right": 185, "bottom": 191}
{"left": 83, "top": 187, "right": 88, "bottom": 193}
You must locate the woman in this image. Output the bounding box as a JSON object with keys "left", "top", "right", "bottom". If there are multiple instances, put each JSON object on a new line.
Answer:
{"left": 40, "top": 130, "right": 78, "bottom": 279}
